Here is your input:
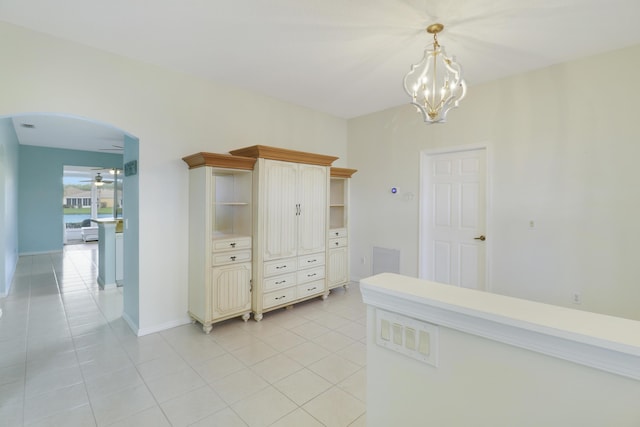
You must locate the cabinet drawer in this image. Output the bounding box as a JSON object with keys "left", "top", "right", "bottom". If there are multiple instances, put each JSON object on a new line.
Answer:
{"left": 212, "top": 249, "right": 251, "bottom": 266}
{"left": 296, "top": 280, "right": 325, "bottom": 298}
{"left": 329, "top": 228, "right": 347, "bottom": 238}
{"left": 297, "top": 253, "right": 325, "bottom": 270}
{"left": 263, "top": 287, "right": 296, "bottom": 309}
{"left": 329, "top": 237, "right": 348, "bottom": 248}
{"left": 263, "top": 273, "right": 296, "bottom": 292}
{"left": 264, "top": 257, "right": 297, "bottom": 277}
{"left": 297, "top": 266, "right": 325, "bottom": 284}
{"left": 212, "top": 236, "right": 251, "bottom": 252}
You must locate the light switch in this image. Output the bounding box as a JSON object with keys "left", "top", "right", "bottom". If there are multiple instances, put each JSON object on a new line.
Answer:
{"left": 405, "top": 327, "right": 416, "bottom": 351}
{"left": 381, "top": 319, "right": 390, "bottom": 341}
{"left": 418, "top": 330, "right": 430, "bottom": 356}
{"left": 392, "top": 323, "right": 403, "bottom": 345}
{"left": 375, "top": 309, "right": 438, "bottom": 367}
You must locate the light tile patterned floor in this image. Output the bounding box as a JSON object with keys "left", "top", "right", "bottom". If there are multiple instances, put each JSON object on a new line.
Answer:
{"left": 0, "top": 244, "right": 367, "bottom": 426}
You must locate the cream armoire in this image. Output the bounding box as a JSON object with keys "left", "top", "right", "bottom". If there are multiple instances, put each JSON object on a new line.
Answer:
{"left": 229, "top": 145, "right": 337, "bottom": 321}
{"left": 183, "top": 145, "right": 355, "bottom": 331}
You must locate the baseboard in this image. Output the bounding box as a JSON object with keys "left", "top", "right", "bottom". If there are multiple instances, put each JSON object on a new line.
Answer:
{"left": 135, "top": 315, "right": 192, "bottom": 337}
{"left": 18, "top": 249, "right": 63, "bottom": 256}
{"left": 121, "top": 311, "right": 139, "bottom": 335}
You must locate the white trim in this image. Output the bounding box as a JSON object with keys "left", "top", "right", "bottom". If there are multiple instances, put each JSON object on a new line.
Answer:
{"left": 121, "top": 311, "right": 139, "bottom": 335}
{"left": 418, "top": 144, "right": 491, "bottom": 291}
{"left": 361, "top": 274, "right": 640, "bottom": 381}
{"left": 135, "top": 316, "right": 192, "bottom": 337}
{"left": 18, "top": 249, "right": 63, "bottom": 256}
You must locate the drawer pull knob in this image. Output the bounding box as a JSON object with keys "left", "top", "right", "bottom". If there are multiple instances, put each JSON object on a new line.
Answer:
{"left": 275, "top": 280, "right": 286, "bottom": 285}
{"left": 276, "top": 265, "right": 287, "bottom": 269}
{"left": 335, "top": 241, "right": 339, "bottom": 246}
{"left": 335, "top": 232, "right": 339, "bottom": 236}
{"left": 230, "top": 242, "right": 236, "bottom": 247}
{"left": 307, "top": 273, "right": 316, "bottom": 278}
{"left": 307, "top": 287, "right": 317, "bottom": 291}
{"left": 230, "top": 256, "right": 236, "bottom": 261}
{"left": 275, "top": 295, "right": 286, "bottom": 300}
{"left": 307, "top": 259, "right": 316, "bottom": 263}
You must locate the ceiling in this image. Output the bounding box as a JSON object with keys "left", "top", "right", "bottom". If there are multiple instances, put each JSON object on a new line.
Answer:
{"left": 3, "top": 0, "right": 640, "bottom": 150}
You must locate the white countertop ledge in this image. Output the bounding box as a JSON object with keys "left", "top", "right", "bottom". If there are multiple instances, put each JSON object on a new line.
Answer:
{"left": 360, "top": 273, "right": 640, "bottom": 380}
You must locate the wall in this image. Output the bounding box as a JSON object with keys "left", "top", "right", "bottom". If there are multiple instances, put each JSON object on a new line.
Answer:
{"left": 362, "top": 274, "right": 640, "bottom": 426}
{"left": 366, "top": 307, "right": 640, "bottom": 427}
{"left": 348, "top": 44, "right": 640, "bottom": 321}
{"left": 0, "top": 22, "right": 348, "bottom": 332}
{"left": 122, "top": 135, "right": 139, "bottom": 331}
{"left": 18, "top": 144, "right": 122, "bottom": 254}
{"left": 0, "top": 118, "right": 19, "bottom": 296}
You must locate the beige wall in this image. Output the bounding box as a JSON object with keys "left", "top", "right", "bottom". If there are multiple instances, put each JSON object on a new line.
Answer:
{"left": 348, "top": 44, "right": 640, "bottom": 320}
{"left": 0, "top": 22, "right": 347, "bottom": 331}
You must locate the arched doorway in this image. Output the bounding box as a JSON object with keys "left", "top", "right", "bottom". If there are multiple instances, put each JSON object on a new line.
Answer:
{"left": 1, "top": 112, "right": 140, "bottom": 331}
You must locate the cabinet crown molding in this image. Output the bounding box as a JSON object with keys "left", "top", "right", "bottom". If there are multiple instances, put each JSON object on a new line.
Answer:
{"left": 330, "top": 167, "right": 358, "bottom": 178}
{"left": 229, "top": 145, "right": 338, "bottom": 166}
{"left": 182, "top": 152, "right": 256, "bottom": 170}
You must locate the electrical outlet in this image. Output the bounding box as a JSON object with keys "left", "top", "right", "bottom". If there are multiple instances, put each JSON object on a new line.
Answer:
{"left": 572, "top": 292, "right": 581, "bottom": 305}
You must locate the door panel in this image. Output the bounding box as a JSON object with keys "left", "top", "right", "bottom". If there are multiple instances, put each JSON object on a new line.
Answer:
{"left": 263, "top": 160, "right": 298, "bottom": 260}
{"left": 297, "top": 164, "right": 327, "bottom": 255}
{"left": 422, "top": 148, "right": 486, "bottom": 290}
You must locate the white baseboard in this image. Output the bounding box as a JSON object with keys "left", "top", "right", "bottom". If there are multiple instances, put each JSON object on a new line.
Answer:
{"left": 18, "top": 249, "right": 63, "bottom": 256}
{"left": 121, "top": 311, "right": 139, "bottom": 335}
{"left": 135, "top": 316, "right": 192, "bottom": 337}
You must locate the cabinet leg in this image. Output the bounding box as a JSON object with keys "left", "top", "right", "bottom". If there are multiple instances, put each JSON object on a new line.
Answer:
{"left": 242, "top": 312, "right": 251, "bottom": 322}
{"left": 253, "top": 312, "right": 263, "bottom": 322}
{"left": 202, "top": 323, "right": 213, "bottom": 334}
{"left": 322, "top": 292, "right": 329, "bottom": 300}
{"left": 343, "top": 283, "right": 350, "bottom": 290}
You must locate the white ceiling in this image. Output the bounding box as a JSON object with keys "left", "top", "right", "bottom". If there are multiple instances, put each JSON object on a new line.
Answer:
{"left": 3, "top": 0, "right": 640, "bottom": 149}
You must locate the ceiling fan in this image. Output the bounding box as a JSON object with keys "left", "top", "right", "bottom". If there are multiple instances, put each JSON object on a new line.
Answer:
{"left": 81, "top": 172, "right": 114, "bottom": 186}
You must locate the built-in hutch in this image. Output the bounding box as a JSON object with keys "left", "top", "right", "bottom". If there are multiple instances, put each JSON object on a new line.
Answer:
{"left": 183, "top": 146, "right": 356, "bottom": 330}
{"left": 328, "top": 167, "right": 357, "bottom": 290}
{"left": 182, "top": 152, "right": 256, "bottom": 333}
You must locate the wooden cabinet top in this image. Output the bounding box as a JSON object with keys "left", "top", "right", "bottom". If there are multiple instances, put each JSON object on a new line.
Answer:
{"left": 182, "top": 152, "right": 257, "bottom": 170}
{"left": 330, "top": 167, "right": 357, "bottom": 178}
{"left": 229, "top": 145, "right": 338, "bottom": 166}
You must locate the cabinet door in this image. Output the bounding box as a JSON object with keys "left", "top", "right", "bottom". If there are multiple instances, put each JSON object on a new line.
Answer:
{"left": 297, "top": 164, "right": 327, "bottom": 255}
{"left": 211, "top": 263, "right": 252, "bottom": 318}
{"left": 262, "top": 160, "right": 298, "bottom": 260}
{"left": 328, "top": 247, "right": 348, "bottom": 287}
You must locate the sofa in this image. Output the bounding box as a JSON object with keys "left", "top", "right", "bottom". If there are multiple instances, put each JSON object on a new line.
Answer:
{"left": 81, "top": 219, "right": 99, "bottom": 242}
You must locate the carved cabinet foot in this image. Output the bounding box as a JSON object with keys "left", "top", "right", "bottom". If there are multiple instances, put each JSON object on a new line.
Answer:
{"left": 242, "top": 312, "right": 251, "bottom": 322}
{"left": 253, "top": 312, "right": 263, "bottom": 322}
{"left": 202, "top": 323, "right": 213, "bottom": 334}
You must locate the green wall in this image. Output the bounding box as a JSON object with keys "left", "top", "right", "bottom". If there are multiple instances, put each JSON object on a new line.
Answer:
{"left": 0, "top": 118, "right": 19, "bottom": 296}
{"left": 18, "top": 145, "right": 122, "bottom": 254}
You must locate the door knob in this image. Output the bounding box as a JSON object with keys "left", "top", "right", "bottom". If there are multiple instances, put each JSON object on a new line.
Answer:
{"left": 474, "top": 235, "right": 486, "bottom": 241}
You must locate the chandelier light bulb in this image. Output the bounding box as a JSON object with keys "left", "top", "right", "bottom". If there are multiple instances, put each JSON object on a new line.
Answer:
{"left": 403, "top": 23, "right": 466, "bottom": 123}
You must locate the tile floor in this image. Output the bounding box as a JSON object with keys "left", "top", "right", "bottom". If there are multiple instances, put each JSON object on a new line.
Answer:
{"left": 0, "top": 244, "right": 367, "bottom": 426}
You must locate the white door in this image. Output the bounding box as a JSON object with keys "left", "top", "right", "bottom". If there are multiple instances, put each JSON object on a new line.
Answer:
{"left": 420, "top": 148, "right": 487, "bottom": 290}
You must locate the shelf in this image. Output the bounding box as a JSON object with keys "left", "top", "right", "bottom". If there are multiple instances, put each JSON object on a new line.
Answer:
{"left": 212, "top": 232, "right": 251, "bottom": 240}
{"left": 215, "top": 202, "right": 250, "bottom": 206}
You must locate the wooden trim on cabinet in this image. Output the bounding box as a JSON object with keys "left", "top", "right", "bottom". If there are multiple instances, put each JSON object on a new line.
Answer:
{"left": 330, "top": 167, "right": 358, "bottom": 178}
{"left": 229, "top": 145, "right": 338, "bottom": 166}
{"left": 182, "top": 152, "right": 257, "bottom": 170}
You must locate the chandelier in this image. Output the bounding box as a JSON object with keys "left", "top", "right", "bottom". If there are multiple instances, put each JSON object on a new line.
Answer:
{"left": 403, "top": 23, "right": 466, "bottom": 123}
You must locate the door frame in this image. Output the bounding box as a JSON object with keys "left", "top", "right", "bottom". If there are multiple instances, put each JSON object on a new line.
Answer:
{"left": 418, "top": 143, "right": 492, "bottom": 290}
